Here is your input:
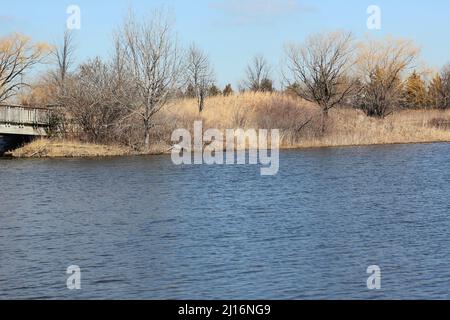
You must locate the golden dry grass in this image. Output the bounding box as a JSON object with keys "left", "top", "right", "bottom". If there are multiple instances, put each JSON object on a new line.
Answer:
{"left": 9, "top": 138, "right": 132, "bottom": 158}
{"left": 158, "top": 92, "right": 450, "bottom": 149}
{"left": 10, "top": 92, "right": 450, "bottom": 158}
{"left": 296, "top": 108, "right": 450, "bottom": 148}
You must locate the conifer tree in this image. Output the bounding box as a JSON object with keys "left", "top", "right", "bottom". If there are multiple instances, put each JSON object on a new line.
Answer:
{"left": 403, "top": 71, "right": 427, "bottom": 109}
{"left": 208, "top": 84, "right": 221, "bottom": 97}
{"left": 223, "top": 84, "right": 233, "bottom": 96}
{"left": 428, "top": 73, "right": 444, "bottom": 109}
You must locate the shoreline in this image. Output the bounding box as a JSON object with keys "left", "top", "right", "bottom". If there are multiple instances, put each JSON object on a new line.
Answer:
{"left": 4, "top": 138, "right": 450, "bottom": 159}
{"left": 4, "top": 93, "right": 450, "bottom": 159}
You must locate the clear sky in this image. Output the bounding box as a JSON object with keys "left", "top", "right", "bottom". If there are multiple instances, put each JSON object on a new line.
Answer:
{"left": 1, "top": 0, "right": 450, "bottom": 87}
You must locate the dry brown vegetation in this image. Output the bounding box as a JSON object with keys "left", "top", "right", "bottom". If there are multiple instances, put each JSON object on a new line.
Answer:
{"left": 2, "top": 12, "right": 450, "bottom": 158}
{"left": 149, "top": 92, "right": 450, "bottom": 150}
{"left": 9, "top": 92, "right": 450, "bottom": 158}
{"left": 9, "top": 138, "right": 131, "bottom": 158}
{"left": 0, "top": 33, "right": 51, "bottom": 103}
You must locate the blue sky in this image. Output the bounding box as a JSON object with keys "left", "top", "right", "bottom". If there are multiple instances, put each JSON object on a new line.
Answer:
{"left": 1, "top": 0, "right": 450, "bottom": 87}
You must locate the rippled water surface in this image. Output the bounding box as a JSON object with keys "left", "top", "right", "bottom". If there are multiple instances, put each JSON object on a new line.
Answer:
{"left": 1, "top": 143, "right": 449, "bottom": 299}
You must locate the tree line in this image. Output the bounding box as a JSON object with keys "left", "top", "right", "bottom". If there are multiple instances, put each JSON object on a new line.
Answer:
{"left": 1, "top": 9, "right": 450, "bottom": 149}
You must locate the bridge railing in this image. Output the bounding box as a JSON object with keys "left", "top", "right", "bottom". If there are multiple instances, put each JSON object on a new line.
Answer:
{"left": 0, "top": 105, "right": 49, "bottom": 126}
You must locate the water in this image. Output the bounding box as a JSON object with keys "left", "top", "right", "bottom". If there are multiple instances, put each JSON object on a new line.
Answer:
{"left": 0, "top": 143, "right": 449, "bottom": 300}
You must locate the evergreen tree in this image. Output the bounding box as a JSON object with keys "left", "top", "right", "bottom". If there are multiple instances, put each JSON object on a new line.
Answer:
{"left": 260, "top": 78, "right": 274, "bottom": 93}
{"left": 284, "top": 83, "right": 301, "bottom": 97}
{"left": 185, "top": 83, "right": 196, "bottom": 98}
{"left": 402, "top": 71, "right": 427, "bottom": 109}
{"left": 358, "top": 67, "right": 403, "bottom": 117}
{"left": 428, "top": 73, "right": 444, "bottom": 109}
{"left": 441, "top": 66, "right": 450, "bottom": 109}
{"left": 244, "top": 55, "right": 272, "bottom": 92}
{"left": 208, "top": 84, "right": 221, "bottom": 97}
{"left": 223, "top": 84, "right": 234, "bottom": 96}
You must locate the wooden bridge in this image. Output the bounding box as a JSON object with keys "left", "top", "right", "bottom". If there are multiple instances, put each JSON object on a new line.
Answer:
{"left": 0, "top": 104, "right": 49, "bottom": 136}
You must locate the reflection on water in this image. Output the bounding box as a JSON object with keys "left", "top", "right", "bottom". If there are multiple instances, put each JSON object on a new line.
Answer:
{"left": 0, "top": 143, "right": 449, "bottom": 299}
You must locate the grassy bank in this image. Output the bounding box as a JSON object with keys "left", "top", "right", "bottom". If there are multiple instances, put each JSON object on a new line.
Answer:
{"left": 9, "top": 92, "right": 450, "bottom": 158}
{"left": 9, "top": 139, "right": 132, "bottom": 158}
{"left": 156, "top": 92, "right": 450, "bottom": 148}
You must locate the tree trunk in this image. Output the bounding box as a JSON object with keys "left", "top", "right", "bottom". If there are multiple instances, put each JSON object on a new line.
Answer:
{"left": 321, "top": 107, "right": 329, "bottom": 134}
{"left": 198, "top": 92, "right": 205, "bottom": 113}
{"left": 144, "top": 119, "right": 150, "bottom": 149}
{"left": 144, "top": 131, "right": 150, "bottom": 148}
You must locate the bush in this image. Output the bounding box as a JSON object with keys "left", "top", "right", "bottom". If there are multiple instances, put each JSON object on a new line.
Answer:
{"left": 223, "top": 84, "right": 234, "bottom": 96}
{"left": 429, "top": 117, "right": 450, "bottom": 129}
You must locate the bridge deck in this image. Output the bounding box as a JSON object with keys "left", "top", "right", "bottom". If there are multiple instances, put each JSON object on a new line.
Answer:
{"left": 0, "top": 105, "right": 49, "bottom": 136}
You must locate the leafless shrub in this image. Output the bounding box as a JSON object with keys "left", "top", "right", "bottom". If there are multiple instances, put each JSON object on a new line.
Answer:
{"left": 185, "top": 43, "right": 215, "bottom": 113}
{"left": 429, "top": 117, "right": 450, "bottom": 129}
{"left": 116, "top": 9, "right": 183, "bottom": 149}
{"left": 61, "top": 58, "right": 128, "bottom": 143}
{"left": 355, "top": 37, "right": 419, "bottom": 117}
{"left": 244, "top": 55, "right": 273, "bottom": 92}
{"left": 52, "top": 30, "right": 76, "bottom": 93}
{"left": 285, "top": 31, "right": 357, "bottom": 133}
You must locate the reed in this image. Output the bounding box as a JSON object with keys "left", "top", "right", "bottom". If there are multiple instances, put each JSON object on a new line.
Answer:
{"left": 11, "top": 92, "right": 450, "bottom": 157}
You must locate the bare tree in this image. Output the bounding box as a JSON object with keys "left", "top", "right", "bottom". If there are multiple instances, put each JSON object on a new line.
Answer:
{"left": 0, "top": 33, "right": 50, "bottom": 103}
{"left": 110, "top": 32, "right": 136, "bottom": 111}
{"left": 117, "top": 9, "right": 182, "bottom": 149}
{"left": 244, "top": 55, "right": 272, "bottom": 92}
{"left": 52, "top": 30, "right": 76, "bottom": 92}
{"left": 440, "top": 64, "right": 450, "bottom": 109}
{"left": 186, "top": 43, "right": 214, "bottom": 113}
{"left": 356, "top": 37, "right": 419, "bottom": 117}
{"left": 61, "top": 58, "right": 127, "bottom": 143}
{"left": 112, "top": 33, "right": 127, "bottom": 89}
{"left": 285, "top": 31, "right": 356, "bottom": 133}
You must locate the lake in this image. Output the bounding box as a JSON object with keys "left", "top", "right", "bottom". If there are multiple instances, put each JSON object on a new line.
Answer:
{"left": 0, "top": 143, "right": 449, "bottom": 299}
